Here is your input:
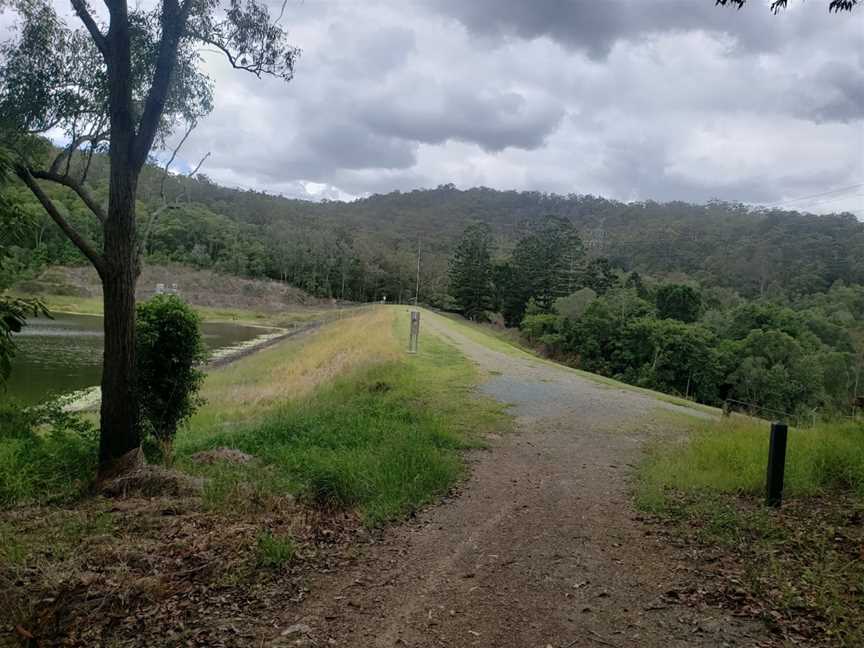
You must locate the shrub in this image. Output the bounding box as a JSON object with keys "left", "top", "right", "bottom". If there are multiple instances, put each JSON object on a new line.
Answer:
{"left": 520, "top": 313, "right": 561, "bottom": 344}
{"left": 137, "top": 295, "right": 207, "bottom": 461}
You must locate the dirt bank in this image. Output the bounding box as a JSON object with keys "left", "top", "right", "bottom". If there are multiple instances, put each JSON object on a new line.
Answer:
{"left": 13, "top": 264, "right": 320, "bottom": 312}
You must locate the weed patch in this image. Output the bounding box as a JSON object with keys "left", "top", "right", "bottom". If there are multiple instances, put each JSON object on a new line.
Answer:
{"left": 256, "top": 530, "right": 297, "bottom": 567}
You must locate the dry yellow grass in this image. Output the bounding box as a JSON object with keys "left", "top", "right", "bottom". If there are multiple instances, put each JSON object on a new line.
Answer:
{"left": 186, "top": 306, "right": 399, "bottom": 432}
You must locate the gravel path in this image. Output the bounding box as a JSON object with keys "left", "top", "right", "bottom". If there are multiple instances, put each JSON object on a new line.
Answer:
{"left": 272, "top": 313, "right": 770, "bottom": 647}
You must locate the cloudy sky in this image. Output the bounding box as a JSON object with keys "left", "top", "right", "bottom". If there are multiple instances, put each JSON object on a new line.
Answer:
{"left": 7, "top": 0, "right": 864, "bottom": 213}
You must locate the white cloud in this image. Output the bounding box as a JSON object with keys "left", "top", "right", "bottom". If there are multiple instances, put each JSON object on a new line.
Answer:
{"left": 6, "top": 0, "right": 862, "bottom": 215}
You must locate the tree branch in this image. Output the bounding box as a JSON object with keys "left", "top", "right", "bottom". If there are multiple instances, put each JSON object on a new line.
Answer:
{"left": 49, "top": 132, "right": 110, "bottom": 176}
{"left": 133, "top": 0, "right": 193, "bottom": 168}
{"left": 70, "top": 0, "right": 108, "bottom": 57}
{"left": 17, "top": 168, "right": 106, "bottom": 274}
{"left": 187, "top": 151, "right": 210, "bottom": 178}
{"left": 30, "top": 169, "right": 107, "bottom": 224}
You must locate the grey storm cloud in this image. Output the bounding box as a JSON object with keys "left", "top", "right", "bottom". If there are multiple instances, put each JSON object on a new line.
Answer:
{"left": 359, "top": 86, "right": 565, "bottom": 152}
{"left": 304, "top": 123, "right": 417, "bottom": 171}
{"left": 427, "top": 0, "right": 845, "bottom": 58}
{"left": 137, "top": 0, "right": 863, "bottom": 213}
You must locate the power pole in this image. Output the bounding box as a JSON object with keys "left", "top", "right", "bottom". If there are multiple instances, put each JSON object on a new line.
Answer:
{"left": 415, "top": 237, "right": 421, "bottom": 305}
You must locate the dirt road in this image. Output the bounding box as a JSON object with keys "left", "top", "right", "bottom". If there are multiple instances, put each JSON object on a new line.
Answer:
{"left": 272, "top": 313, "right": 769, "bottom": 647}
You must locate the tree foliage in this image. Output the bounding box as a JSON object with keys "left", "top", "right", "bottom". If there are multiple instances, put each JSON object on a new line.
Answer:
{"left": 655, "top": 284, "right": 702, "bottom": 323}
{"left": 715, "top": 0, "right": 858, "bottom": 13}
{"left": 0, "top": 295, "right": 48, "bottom": 384}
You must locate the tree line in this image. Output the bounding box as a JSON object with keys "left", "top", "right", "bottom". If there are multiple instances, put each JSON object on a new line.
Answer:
{"left": 4, "top": 176, "right": 864, "bottom": 309}
{"left": 448, "top": 217, "right": 864, "bottom": 419}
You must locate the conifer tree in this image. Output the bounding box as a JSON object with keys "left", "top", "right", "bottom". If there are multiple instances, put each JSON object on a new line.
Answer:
{"left": 449, "top": 223, "right": 495, "bottom": 320}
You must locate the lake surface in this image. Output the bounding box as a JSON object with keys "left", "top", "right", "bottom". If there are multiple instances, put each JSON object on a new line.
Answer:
{"left": 4, "top": 313, "right": 268, "bottom": 406}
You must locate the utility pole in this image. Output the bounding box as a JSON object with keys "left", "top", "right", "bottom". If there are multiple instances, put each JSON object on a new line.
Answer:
{"left": 415, "top": 237, "right": 421, "bottom": 306}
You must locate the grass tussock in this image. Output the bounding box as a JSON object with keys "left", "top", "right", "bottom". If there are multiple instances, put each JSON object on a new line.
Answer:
{"left": 255, "top": 530, "right": 297, "bottom": 567}
{"left": 178, "top": 308, "right": 508, "bottom": 526}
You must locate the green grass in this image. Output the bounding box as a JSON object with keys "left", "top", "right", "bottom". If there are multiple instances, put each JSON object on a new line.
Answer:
{"left": 0, "top": 402, "right": 98, "bottom": 506}
{"left": 637, "top": 418, "right": 864, "bottom": 511}
{"left": 636, "top": 416, "right": 864, "bottom": 646}
{"left": 255, "top": 530, "right": 297, "bottom": 567}
{"left": 176, "top": 309, "right": 509, "bottom": 526}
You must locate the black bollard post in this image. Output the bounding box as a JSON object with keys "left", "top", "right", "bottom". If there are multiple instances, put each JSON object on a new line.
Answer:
{"left": 765, "top": 421, "right": 788, "bottom": 508}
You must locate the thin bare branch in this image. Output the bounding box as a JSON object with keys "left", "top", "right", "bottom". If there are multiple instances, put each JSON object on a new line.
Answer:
{"left": 50, "top": 132, "right": 110, "bottom": 176}
{"left": 188, "top": 151, "right": 210, "bottom": 179}
{"left": 275, "top": 0, "right": 289, "bottom": 25}
{"left": 81, "top": 145, "right": 97, "bottom": 185}
{"left": 160, "top": 121, "right": 196, "bottom": 200}
{"left": 17, "top": 168, "right": 106, "bottom": 274}
{"left": 139, "top": 150, "right": 210, "bottom": 258}
{"left": 197, "top": 38, "right": 263, "bottom": 78}
{"left": 30, "top": 169, "right": 107, "bottom": 224}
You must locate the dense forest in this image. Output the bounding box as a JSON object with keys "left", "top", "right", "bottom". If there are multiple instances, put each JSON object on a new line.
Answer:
{"left": 2, "top": 150, "right": 863, "bottom": 418}
{"left": 2, "top": 150, "right": 863, "bottom": 305}
{"left": 448, "top": 216, "right": 864, "bottom": 421}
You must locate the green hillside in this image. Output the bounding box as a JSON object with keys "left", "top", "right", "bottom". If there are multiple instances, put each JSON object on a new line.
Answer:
{"left": 2, "top": 152, "right": 862, "bottom": 305}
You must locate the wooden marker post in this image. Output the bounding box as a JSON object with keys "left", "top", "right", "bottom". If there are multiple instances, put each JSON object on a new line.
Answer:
{"left": 408, "top": 311, "right": 420, "bottom": 354}
{"left": 765, "top": 421, "right": 788, "bottom": 507}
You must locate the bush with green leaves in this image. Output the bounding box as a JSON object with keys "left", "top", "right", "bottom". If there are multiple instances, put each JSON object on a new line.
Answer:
{"left": 136, "top": 295, "right": 207, "bottom": 459}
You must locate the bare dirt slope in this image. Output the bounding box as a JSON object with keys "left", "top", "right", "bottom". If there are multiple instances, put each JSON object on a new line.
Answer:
{"left": 271, "top": 314, "right": 773, "bottom": 648}
{"left": 14, "top": 264, "right": 319, "bottom": 311}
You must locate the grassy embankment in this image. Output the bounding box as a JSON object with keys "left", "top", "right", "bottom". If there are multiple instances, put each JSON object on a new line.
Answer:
{"left": 637, "top": 414, "right": 864, "bottom": 645}
{"left": 1, "top": 306, "right": 508, "bottom": 520}
{"left": 175, "top": 306, "right": 508, "bottom": 525}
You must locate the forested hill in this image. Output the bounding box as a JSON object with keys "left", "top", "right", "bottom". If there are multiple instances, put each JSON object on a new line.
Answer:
{"left": 3, "top": 151, "right": 863, "bottom": 304}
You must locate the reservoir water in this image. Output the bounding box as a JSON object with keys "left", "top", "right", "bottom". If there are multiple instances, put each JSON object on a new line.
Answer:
{"left": 4, "top": 312, "right": 268, "bottom": 406}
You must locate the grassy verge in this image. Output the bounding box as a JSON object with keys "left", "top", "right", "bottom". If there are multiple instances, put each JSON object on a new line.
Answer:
{"left": 637, "top": 416, "right": 864, "bottom": 646}
{"left": 176, "top": 306, "right": 509, "bottom": 526}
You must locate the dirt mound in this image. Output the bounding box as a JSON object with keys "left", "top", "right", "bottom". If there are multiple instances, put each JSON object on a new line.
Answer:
{"left": 100, "top": 465, "right": 205, "bottom": 498}
{"left": 16, "top": 264, "right": 320, "bottom": 312}
{"left": 191, "top": 447, "right": 254, "bottom": 465}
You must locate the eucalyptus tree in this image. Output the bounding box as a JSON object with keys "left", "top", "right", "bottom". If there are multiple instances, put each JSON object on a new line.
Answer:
{"left": 715, "top": 0, "right": 857, "bottom": 11}
{"left": 0, "top": 0, "right": 299, "bottom": 476}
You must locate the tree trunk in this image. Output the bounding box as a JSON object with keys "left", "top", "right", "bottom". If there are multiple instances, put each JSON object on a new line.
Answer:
{"left": 99, "top": 258, "right": 140, "bottom": 475}
{"left": 98, "top": 164, "right": 142, "bottom": 477}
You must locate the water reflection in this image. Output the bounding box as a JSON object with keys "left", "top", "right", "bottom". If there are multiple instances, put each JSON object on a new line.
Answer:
{"left": 4, "top": 312, "right": 267, "bottom": 406}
